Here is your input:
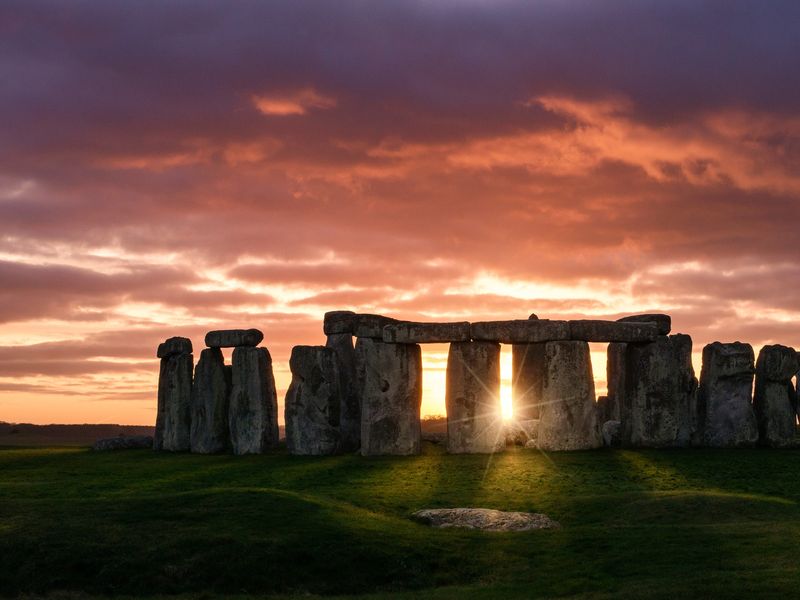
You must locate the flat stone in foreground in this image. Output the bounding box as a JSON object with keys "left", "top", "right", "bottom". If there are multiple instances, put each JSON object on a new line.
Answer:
{"left": 568, "top": 320, "right": 659, "bottom": 343}
{"left": 156, "top": 336, "right": 192, "bottom": 359}
{"left": 92, "top": 435, "right": 153, "bottom": 451}
{"left": 205, "top": 329, "right": 263, "bottom": 348}
{"left": 412, "top": 508, "right": 560, "bottom": 531}
{"left": 754, "top": 344, "right": 799, "bottom": 448}
{"left": 617, "top": 313, "right": 672, "bottom": 336}
{"left": 383, "top": 321, "right": 471, "bottom": 344}
{"left": 470, "top": 319, "right": 570, "bottom": 344}
{"left": 229, "top": 346, "right": 279, "bottom": 454}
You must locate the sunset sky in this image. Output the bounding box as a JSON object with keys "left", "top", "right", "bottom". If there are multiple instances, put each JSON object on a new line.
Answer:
{"left": 1, "top": 1, "right": 799, "bottom": 425}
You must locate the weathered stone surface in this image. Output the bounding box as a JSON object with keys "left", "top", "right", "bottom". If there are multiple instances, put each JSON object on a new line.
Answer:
{"left": 285, "top": 346, "right": 342, "bottom": 455}
{"left": 92, "top": 435, "right": 153, "bottom": 451}
{"left": 228, "top": 346, "right": 279, "bottom": 454}
{"left": 753, "top": 344, "right": 799, "bottom": 448}
{"left": 511, "top": 342, "right": 546, "bottom": 419}
{"left": 697, "top": 342, "right": 758, "bottom": 447}
{"left": 617, "top": 314, "right": 672, "bottom": 336}
{"left": 601, "top": 420, "right": 622, "bottom": 447}
{"left": 353, "top": 314, "right": 399, "bottom": 339}
{"left": 568, "top": 320, "right": 659, "bottom": 343}
{"left": 446, "top": 342, "right": 504, "bottom": 454}
{"left": 190, "top": 348, "right": 231, "bottom": 454}
{"left": 356, "top": 338, "right": 422, "bottom": 455}
{"left": 154, "top": 353, "right": 193, "bottom": 452}
{"left": 383, "top": 321, "right": 471, "bottom": 344}
{"left": 528, "top": 313, "right": 539, "bottom": 320}
{"left": 156, "top": 336, "right": 192, "bottom": 359}
{"left": 605, "top": 343, "right": 627, "bottom": 422}
{"left": 537, "top": 341, "right": 602, "bottom": 450}
{"left": 326, "top": 333, "right": 360, "bottom": 451}
{"left": 470, "top": 319, "right": 570, "bottom": 344}
{"left": 205, "top": 328, "right": 263, "bottom": 348}
{"left": 504, "top": 419, "right": 539, "bottom": 446}
{"left": 412, "top": 508, "right": 560, "bottom": 531}
{"left": 323, "top": 310, "right": 357, "bottom": 335}
{"left": 621, "top": 334, "right": 697, "bottom": 448}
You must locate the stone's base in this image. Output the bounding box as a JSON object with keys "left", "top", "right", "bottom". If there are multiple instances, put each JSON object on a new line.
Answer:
{"left": 503, "top": 419, "right": 539, "bottom": 446}
{"left": 602, "top": 420, "right": 622, "bottom": 447}
{"left": 326, "top": 333, "right": 360, "bottom": 452}
{"left": 446, "top": 341, "right": 504, "bottom": 454}
{"left": 511, "top": 342, "right": 546, "bottom": 420}
{"left": 754, "top": 345, "right": 799, "bottom": 448}
{"left": 357, "top": 338, "right": 422, "bottom": 455}
{"left": 229, "top": 346, "right": 279, "bottom": 455}
{"left": 190, "top": 348, "right": 231, "bottom": 454}
{"left": 697, "top": 342, "right": 758, "bottom": 447}
{"left": 412, "top": 508, "right": 560, "bottom": 531}
{"left": 285, "top": 346, "right": 342, "bottom": 456}
{"left": 154, "top": 352, "right": 193, "bottom": 452}
{"left": 537, "top": 341, "right": 602, "bottom": 451}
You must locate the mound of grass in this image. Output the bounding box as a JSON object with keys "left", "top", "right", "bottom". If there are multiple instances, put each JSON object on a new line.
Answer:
{"left": 2, "top": 445, "right": 800, "bottom": 598}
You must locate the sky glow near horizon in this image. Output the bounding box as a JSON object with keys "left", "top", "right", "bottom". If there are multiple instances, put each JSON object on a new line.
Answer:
{"left": 1, "top": 1, "right": 799, "bottom": 425}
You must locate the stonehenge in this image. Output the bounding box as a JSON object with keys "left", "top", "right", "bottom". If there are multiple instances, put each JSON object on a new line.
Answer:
{"left": 154, "top": 312, "right": 800, "bottom": 456}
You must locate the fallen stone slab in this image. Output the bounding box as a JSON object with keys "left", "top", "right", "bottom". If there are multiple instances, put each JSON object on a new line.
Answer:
{"left": 568, "top": 320, "right": 660, "bottom": 343}
{"left": 229, "top": 346, "right": 279, "bottom": 454}
{"left": 617, "top": 313, "right": 672, "bottom": 336}
{"left": 754, "top": 344, "right": 799, "bottom": 448}
{"left": 412, "top": 508, "right": 560, "bottom": 531}
{"left": 190, "top": 348, "right": 231, "bottom": 454}
{"left": 697, "top": 342, "right": 758, "bottom": 447}
{"left": 470, "top": 319, "right": 570, "bottom": 344}
{"left": 154, "top": 352, "right": 193, "bottom": 452}
{"left": 156, "top": 336, "right": 192, "bottom": 359}
{"left": 383, "top": 321, "right": 471, "bottom": 344}
{"left": 92, "top": 435, "right": 153, "bottom": 451}
{"left": 353, "top": 314, "right": 399, "bottom": 339}
{"left": 205, "top": 328, "right": 263, "bottom": 348}
{"left": 323, "top": 310, "right": 357, "bottom": 335}
{"left": 326, "top": 332, "right": 360, "bottom": 452}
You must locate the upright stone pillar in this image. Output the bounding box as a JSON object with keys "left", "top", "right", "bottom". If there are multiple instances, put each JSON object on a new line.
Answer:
{"left": 511, "top": 343, "right": 546, "bottom": 420}
{"left": 190, "top": 348, "right": 231, "bottom": 454}
{"left": 446, "top": 341, "right": 504, "bottom": 454}
{"left": 697, "top": 342, "right": 758, "bottom": 447}
{"left": 753, "top": 344, "right": 799, "bottom": 448}
{"left": 537, "top": 341, "right": 601, "bottom": 450}
{"left": 605, "top": 342, "right": 627, "bottom": 423}
{"left": 154, "top": 337, "right": 193, "bottom": 452}
{"left": 285, "top": 346, "right": 342, "bottom": 455}
{"left": 356, "top": 338, "right": 422, "bottom": 456}
{"left": 229, "top": 346, "right": 279, "bottom": 454}
{"left": 622, "top": 334, "right": 697, "bottom": 448}
{"left": 326, "top": 333, "right": 360, "bottom": 451}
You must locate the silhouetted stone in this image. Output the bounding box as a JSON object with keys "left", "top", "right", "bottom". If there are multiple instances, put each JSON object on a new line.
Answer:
{"left": 383, "top": 321, "right": 471, "bottom": 344}
{"left": 285, "top": 346, "right": 342, "bottom": 455}
{"left": 412, "top": 508, "right": 559, "bottom": 531}
{"left": 601, "top": 420, "right": 622, "bottom": 447}
{"left": 470, "top": 319, "right": 570, "bottom": 344}
{"left": 92, "top": 435, "right": 153, "bottom": 451}
{"left": 622, "top": 334, "right": 697, "bottom": 447}
{"left": 323, "top": 310, "right": 357, "bottom": 335}
{"left": 504, "top": 419, "right": 538, "bottom": 446}
{"left": 356, "top": 338, "right": 422, "bottom": 455}
{"left": 568, "top": 320, "right": 659, "bottom": 343}
{"left": 605, "top": 343, "right": 627, "bottom": 423}
{"left": 228, "top": 347, "right": 279, "bottom": 454}
{"left": 697, "top": 342, "right": 758, "bottom": 447}
{"left": 190, "top": 348, "right": 231, "bottom": 454}
{"left": 205, "top": 328, "right": 263, "bottom": 348}
{"left": 537, "top": 341, "right": 601, "bottom": 450}
{"left": 326, "top": 333, "right": 360, "bottom": 451}
{"left": 617, "top": 313, "right": 672, "bottom": 336}
{"left": 528, "top": 313, "right": 539, "bottom": 320}
{"left": 353, "top": 314, "right": 399, "bottom": 339}
{"left": 753, "top": 344, "right": 799, "bottom": 448}
{"left": 154, "top": 352, "right": 193, "bottom": 451}
{"left": 446, "top": 341, "right": 504, "bottom": 454}
{"left": 156, "top": 336, "right": 192, "bottom": 359}
{"left": 511, "top": 342, "right": 546, "bottom": 419}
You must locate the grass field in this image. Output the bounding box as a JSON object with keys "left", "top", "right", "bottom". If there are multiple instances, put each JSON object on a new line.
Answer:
{"left": 2, "top": 444, "right": 800, "bottom": 599}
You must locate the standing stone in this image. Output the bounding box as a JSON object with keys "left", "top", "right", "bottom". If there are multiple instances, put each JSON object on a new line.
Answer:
{"left": 190, "top": 348, "right": 231, "bottom": 454}
{"left": 446, "top": 341, "right": 504, "bottom": 454}
{"left": 356, "top": 338, "right": 422, "bottom": 456}
{"left": 697, "top": 342, "right": 758, "bottom": 447}
{"left": 605, "top": 343, "right": 627, "bottom": 423}
{"left": 753, "top": 345, "right": 799, "bottom": 448}
{"left": 511, "top": 342, "right": 546, "bottom": 420}
{"left": 326, "top": 333, "right": 360, "bottom": 451}
{"left": 228, "top": 346, "right": 279, "bottom": 454}
{"left": 622, "top": 334, "right": 697, "bottom": 448}
{"left": 537, "top": 341, "right": 601, "bottom": 451}
{"left": 154, "top": 351, "right": 193, "bottom": 452}
{"left": 285, "top": 346, "right": 341, "bottom": 455}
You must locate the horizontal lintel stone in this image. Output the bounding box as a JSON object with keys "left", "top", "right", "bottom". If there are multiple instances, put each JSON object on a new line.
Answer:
{"left": 323, "top": 310, "right": 358, "bottom": 335}
{"left": 617, "top": 313, "right": 672, "bottom": 336}
{"left": 353, "top": 314, "right": 399, "bottom": 338}
{"left": 205, "top": 328, "right": 264, "bottom": 348}
{"left": 382, "top": 321, "right": 471, "bottom": 344}
{"left": 470, "top": 319, "right": 570, "bottom": 344}
{"left": 568, "top": 320, "right": 660, "bottom": 343}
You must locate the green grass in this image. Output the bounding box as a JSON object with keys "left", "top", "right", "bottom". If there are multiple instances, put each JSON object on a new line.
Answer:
{"left": 2, "top": 444, "right": 800, "bottom": 598}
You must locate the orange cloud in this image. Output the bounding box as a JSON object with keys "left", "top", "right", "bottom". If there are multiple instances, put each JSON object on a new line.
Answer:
{"left": 252, "top": 88, "right": 336, "bottom": 116}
